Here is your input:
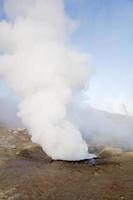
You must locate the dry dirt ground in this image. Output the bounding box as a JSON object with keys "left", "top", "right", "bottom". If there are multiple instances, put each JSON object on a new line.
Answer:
{"left": 0, "top": 128, "right": 133, "bottom": 200}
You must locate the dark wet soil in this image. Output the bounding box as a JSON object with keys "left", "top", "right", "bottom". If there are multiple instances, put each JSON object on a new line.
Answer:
{"left": 0, "top": 128, "right": 133, "bottom": 200}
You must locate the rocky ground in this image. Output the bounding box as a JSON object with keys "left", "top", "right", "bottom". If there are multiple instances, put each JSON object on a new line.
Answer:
{"left": 0, "top": 128, "right": 133, "bottom": 200}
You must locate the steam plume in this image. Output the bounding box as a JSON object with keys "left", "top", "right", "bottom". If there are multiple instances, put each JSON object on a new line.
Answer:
{"left": 0, "top": 0, "right": 95, "bottom": 160}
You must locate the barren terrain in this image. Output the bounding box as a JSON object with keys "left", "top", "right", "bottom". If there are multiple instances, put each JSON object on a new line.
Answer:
{"left": 0, "top": 128, "right": 133, "bottom": 200}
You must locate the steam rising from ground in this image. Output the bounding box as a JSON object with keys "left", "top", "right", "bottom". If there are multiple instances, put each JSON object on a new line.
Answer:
{"left": 0, "top": 0, "right": 133, "bottom": 160}
{"left": 0, "top": 0, "right": 94, "bottom": 160}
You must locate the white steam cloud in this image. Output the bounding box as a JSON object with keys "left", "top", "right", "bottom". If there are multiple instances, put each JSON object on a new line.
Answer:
{"left": 0, "top": 0, "right": 133, "bottom": 160}
{"left": 0, "top": 0, "right": 95, "bottom": 160}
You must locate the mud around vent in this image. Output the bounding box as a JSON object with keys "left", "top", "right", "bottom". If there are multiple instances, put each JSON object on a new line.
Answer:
{"left": 0, "top": 128, "right": 133, "bottom": 200}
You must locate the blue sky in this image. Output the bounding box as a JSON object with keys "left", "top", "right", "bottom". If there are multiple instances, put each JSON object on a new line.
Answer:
{"left": 0, "top": 0, "right": 133, "bottom": 114}
{"left": 0, "top": 0, "right": 5, "bottom": 20}
{"left": 65, "top": 0, "right": 133, "bottom": 113}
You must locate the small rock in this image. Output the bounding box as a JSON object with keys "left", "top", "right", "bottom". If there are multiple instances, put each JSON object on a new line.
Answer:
{"left": 120, "top": 196, "right": 125, "bottom": 200}
{"left": 12, "top": 131, "right": 18, "bottom": 134}
{"left": 124, "top": 152, "right": 133, "bottom": 158}
{"left": 99, "top": 147, "right": 123, "bottom": 158}
{"left": 94, "top": 172, "right": 99, "bottom": 176}
{"left": 89, "top": 158, "right": 97, "bottom": 166}
{"left": 11, "top": 145, "right": 16, "bottom": 149}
